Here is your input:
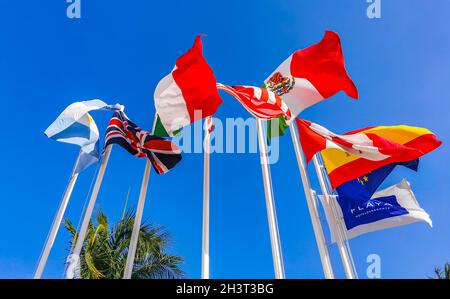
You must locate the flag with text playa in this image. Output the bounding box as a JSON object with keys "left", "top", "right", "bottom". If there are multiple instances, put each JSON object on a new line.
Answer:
{"left": 322, "top": 179, "right": 432, "bottom": 242}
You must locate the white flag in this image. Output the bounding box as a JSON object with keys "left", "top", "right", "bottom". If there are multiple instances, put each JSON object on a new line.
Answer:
{"left": 320, "top": 179, "right": 432, "bottom": 242}
{"left": 45, "top": 99, "right": 123, "bottom": 173}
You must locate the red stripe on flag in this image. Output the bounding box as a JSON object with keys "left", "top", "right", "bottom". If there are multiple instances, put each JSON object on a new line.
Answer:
{"left": 327, "top": 133, "right": 442, "bottom": 189}
{"left": 144, "top": 139, "right": 179, "bottom": 153}
{"left": 173, "top": 35, "right": 222, "bottom": 122}
{"left": 217, "top": 84, "right": 291, "bottom": 120}
{"left": 290, "top": 31, "right": 358, "bottom": 99}
{"left": 108, "top": 118, "right": 125, "bottom": 131}
{"left": 296, "top": 118, "right": 327, "bottom": 162}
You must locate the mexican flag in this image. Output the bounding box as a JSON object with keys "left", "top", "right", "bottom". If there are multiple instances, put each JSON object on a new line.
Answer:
{"left": 154, "top": 35, "right": 222, "bottom": 137}
{"left": 265, "top": 31, "right": 358, "bottom": 140}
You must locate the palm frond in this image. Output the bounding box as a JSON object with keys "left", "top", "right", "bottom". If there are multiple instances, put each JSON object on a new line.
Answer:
{"left": 64, "top": 208, "right": 183, "bottom": 279}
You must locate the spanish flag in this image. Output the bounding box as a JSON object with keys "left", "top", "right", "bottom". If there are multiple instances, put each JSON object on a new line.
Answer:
{"left": 296, "top": 119, "right": 442, "bottom": 189}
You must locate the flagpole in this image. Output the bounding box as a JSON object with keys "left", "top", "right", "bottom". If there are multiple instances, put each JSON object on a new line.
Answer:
{"left": 288, "top": 123, "right": 335, "bottom": 279}
{"left": 34, "top": 152, "right": 82, "bottom": 279}
{"left": 201, "top": 118, "right": 211, "bottom": 279}
{"left": 256, "top": 119, "right": 285, "bottom": 279}
{"left": 123, "top": 159, "right": 151, "bottom": 279}
{"left": 312, "top": 154, "right": 357, "bottom": 279}
{"left": 123, "top": 113, "right": 158, "bottom": 279}
{"left": 66, "top": 145, "right": 113, "bottom": 279}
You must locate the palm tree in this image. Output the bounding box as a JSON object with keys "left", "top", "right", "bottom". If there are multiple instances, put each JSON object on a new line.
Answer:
{"left": 432, "top": 262, "right": 450, "bottom": 279}
{"left": 64, "top": 210, "right": 184, "bottom": 279}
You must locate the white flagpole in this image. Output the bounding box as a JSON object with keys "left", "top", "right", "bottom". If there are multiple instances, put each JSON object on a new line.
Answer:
{"left": 123, "top": 159, "right": 151, "bottom": 279}
{"left": 312, "top": 154, "right": 357, "bottom": 279}
{"left": 201, "top": 118, "right": 211, "bottom": 279}
{"left": 288, "top": 123, "right": 335, "bottom": 279}
{"left": 34, "top": 152, "right": 82, "bottom": 279}
{"left": 256, "top": 119, "right": 285, "bottom": 279}
{"left": 66, "top": 145, "right": 113, "bottom": 279}
{"left": 123, "top": 113, "right": 158, "bottom": 279}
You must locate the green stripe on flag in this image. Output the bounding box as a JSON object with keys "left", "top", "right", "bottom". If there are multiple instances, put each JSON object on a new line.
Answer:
{"left": 153, "top": 115, "right": 182, "bottom": 137}
{"left": 261, "top": 83, "right": 289, "bottom": 144}
{"left": 267, "top": 116, "right": 289, "bottom": 144}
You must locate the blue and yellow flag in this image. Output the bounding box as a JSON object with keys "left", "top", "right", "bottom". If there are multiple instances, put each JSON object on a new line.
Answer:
{"left": 45, "top": 100, "right": 123, "bottom": 173}
{"left": 336, "top": 159, "right": 419, "bottom": 202}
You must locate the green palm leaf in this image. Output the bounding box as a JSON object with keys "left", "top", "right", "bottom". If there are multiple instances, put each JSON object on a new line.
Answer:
{"left": 64, "top": 209, "right": 184, "bottom": 279}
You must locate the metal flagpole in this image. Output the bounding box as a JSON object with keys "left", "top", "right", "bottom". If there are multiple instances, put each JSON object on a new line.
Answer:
{"left": 123, "top": 113, "right": 158, "bottom": 279}
{"left": 34, "top": 152, "right": 82, "bottom": 279}
{"left": 312, "top": 154, "right": 357, "bottom": 279}
{"left": 123, "top": 159, "right": 151, "bottom": 279}
{"left": 201, "top": 117, "right": 211, "bottom": 279}
{"left": 288, "top": 123, "right": 335, "bottom": 279}
{"left": 256, "top": 119, "right": 285, "bottom": 279}
{"left": 66, "top": 145, "right": 113, "bottom": 279}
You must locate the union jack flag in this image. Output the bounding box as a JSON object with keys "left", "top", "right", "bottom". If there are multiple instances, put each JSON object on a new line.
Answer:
{"left": 104, "top": 111, "right": 182, "bottom": 174}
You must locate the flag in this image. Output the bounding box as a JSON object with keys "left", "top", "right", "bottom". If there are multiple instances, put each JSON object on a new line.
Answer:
{"left": 216, "top": 83, "right": 292, "bottom": 120}
{"left": 296, "top": 118, "right": 442, "bottom": 188}
{"left": 154, "top": 35, "right": 222, "bottom": 137}
{"left": 104, "top": 111, "right": 182, "bottom": 174}
{"left": 44, "top": 99, "right": 123, "bottom": 173}
{"left": 336, "top": 160, "right": 419, "bottom": 206}
{"left": 265, "top": 31, "right": 358, "bottom": 139}
{"left": 204, "top": 116, "right": 214, "bottom": 134}
{"left": 321, "top": 179, "right": 432, "bottom": 242}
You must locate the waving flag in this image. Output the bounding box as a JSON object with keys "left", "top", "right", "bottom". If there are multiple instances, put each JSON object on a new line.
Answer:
{"left": 45, "top": 100, "right": 123, "bottom": 173}
{"left": 265, "top": 31, "right": 358, "bottom": 139}
{"left": 296, "top": 119, "right": 442, "bottom": 188}
{"left": 336, "top": 160, "right": 419, "bottom": 201}
{"left": 204, "top": 116, "right": 214, "bottom": 134}
{"left": 216, "top": 83, "right": 292, "bottom": 120}
{"left": 322, "top": 179, "right": 432, "bottom": 242}
{"left": 154, "top": 35, "right": 222, "bottom": 137}
{"left": 104, "top": 111, "right": 181, "bottom": 174}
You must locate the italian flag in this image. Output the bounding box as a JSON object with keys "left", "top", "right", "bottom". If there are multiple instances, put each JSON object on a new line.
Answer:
{"left": 154, "top": 35, "right": 222, "bottom": 137}
{"left": 266, "top": 31, "right": 358, "bottom": 139}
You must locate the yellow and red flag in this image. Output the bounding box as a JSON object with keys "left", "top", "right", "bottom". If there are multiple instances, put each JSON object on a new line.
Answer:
{"left": 296, "top": 118, "right": 442, "bottom": 189}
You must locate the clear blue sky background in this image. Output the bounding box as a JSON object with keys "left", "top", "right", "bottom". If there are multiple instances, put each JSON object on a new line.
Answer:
{"left": 0, "top": 0, "right": 448, "bottom": 279}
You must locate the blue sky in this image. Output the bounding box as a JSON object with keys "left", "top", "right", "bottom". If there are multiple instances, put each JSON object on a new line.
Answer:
{"left": 0, "top": 0, "right": 449, "bottom": 279}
